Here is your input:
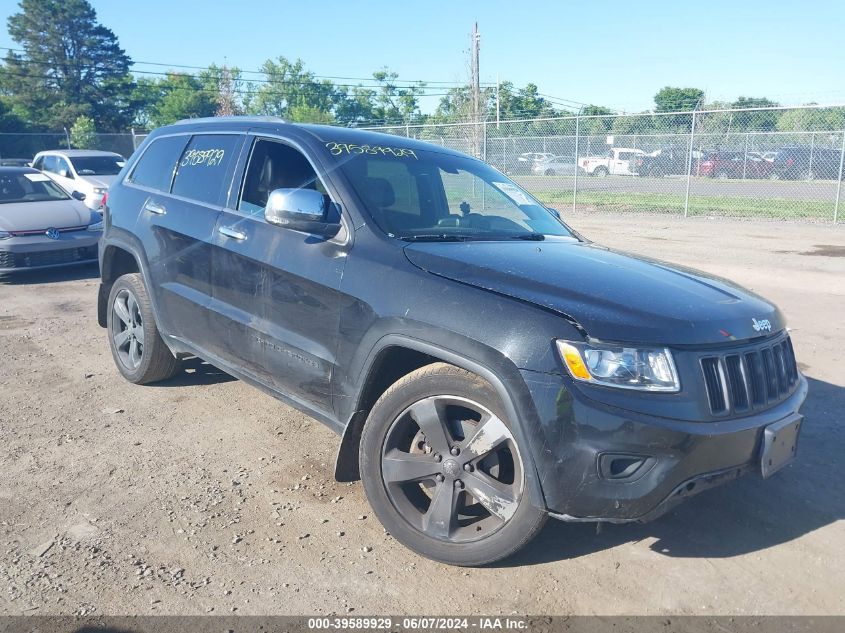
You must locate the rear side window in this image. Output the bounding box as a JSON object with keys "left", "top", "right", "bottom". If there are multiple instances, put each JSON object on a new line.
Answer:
{"left": 129, "top": 135, "right": 189, "bottom": 192}
{"left": 171, "top": 134, "right": 241, "bottom": 205}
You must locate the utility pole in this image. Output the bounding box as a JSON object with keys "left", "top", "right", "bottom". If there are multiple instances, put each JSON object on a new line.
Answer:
{"left": 495, "top": 73, "right": 500, "bottom": 129}
{"left": 470, "top": 23, "right": 481, "bottom": 122}
{"left": 470, "top": 22, "right": 481, "bottom": 156}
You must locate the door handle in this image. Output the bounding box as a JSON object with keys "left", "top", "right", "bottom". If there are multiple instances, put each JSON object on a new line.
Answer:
{"left": 218, "top": 226, "right": 247, "bottom": 241}
{"left": 143, "top": 199, "right": 166, "bottom": 215}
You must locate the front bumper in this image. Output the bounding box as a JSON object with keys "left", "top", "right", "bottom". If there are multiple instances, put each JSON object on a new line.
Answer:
{"left": 0, "top": 231, "right": 100, "bottom": 273}
{"left": 521, "top": 369, "right": 808, "bottom": 522}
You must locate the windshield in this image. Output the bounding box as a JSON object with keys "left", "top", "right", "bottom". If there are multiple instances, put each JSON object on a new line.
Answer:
{"left": 69, "top": 155, "right": 124, "bottom": 176}
{"left": 325, "top": 142, "right": 573, "bottom": 240}
{"left": 0, "top": 172, "right": 70, "bottom": 204}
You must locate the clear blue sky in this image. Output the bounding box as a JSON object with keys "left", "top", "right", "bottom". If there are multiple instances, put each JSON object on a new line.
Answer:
{"left": 2, "top": 0, "right": 844, "bottom": 114}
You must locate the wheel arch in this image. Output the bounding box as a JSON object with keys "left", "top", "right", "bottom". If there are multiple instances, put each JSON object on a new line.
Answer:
{"left": 98, "top": 244, "right": 143, "bottom": 327}
{"left": 334, "top": 335, "right": 547, "bottom": 510}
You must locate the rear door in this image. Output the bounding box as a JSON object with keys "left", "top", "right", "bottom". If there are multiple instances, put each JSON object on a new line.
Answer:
{"left": 128, "top": 132, "right": 243, "bottom": 349}
{"left": 208, "top": 135, "right": 349, "bottom": 415}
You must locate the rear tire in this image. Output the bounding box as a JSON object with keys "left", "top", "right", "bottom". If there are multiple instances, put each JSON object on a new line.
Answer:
{"left": 359, "top": 363, "right": 546, "bottom": 566}
{"left": 107, "top": 273, "right": 180, "bottom": 384}
{"left": 593, "top": 166, "right": 608, "bottom": 177}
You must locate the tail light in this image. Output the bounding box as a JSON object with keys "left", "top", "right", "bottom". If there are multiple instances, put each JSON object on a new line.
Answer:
{"left": 635, "top": 158, "right": 643, "bottom": 167}
{"left": 786, "top": 158, "right": 794, "bottom": 167}
{"left": 99, "top": 191, "right": 108, "bottom": 210}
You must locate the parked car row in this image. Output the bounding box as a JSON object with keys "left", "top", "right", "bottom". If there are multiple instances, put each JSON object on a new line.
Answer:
{"left": 635, "top": 145, "right": 845, "bottom": 180}
{"left": 506, "top": 144, "right": 845, "bottom": 181}
{"left": 0, "top": 149, "right": 125, "bottom": 275}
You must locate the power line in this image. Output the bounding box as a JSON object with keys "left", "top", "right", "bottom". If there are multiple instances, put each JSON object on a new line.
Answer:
{"left": 0, "top": 46, "right": 497, "bottom": 88}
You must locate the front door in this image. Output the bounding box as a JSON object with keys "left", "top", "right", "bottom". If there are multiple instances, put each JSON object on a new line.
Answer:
{"left": 209, "top": 136, "right": 349, "bottom": 415}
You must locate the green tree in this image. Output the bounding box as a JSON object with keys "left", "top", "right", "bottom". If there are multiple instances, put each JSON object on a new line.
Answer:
{"left": 580, "top": 105, "right": 615, "bottom": 134}
{"left": 654, "top": 86, "right": 705, "bottom": 112}
{"left": 149, "top": 73, "right": 217, "bottom": 127}
{"left": 776, "top": 105, "right": 845, "bottom": 132}
{"left": 371, "top": 68, "right": 425, "bottom": 124}
{"left": 334, "top": 85, "right": 377, "bottom": 125}
{"left": 731, "top": 96, "right": 780, "bottom": 131}
{"left": 0, "top": 0, "right": 135, "bottom": 130}
{"left": 247, "top": 56, "right": 335, "bottom": 120}
{"left": 69, "top": 114, "right": 96, "bottom": 148}
{"left": 199, "top": 64, "right": 243, "bottom": 117}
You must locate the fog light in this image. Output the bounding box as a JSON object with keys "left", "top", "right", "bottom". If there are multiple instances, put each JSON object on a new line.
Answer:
{"left": 598, "top": 453, "right": 655, "bottom": 481}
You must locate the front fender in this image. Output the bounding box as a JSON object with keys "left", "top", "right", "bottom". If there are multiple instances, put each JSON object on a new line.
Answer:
{"left": 335, "top": 332, "right": 551, "bottom": 511}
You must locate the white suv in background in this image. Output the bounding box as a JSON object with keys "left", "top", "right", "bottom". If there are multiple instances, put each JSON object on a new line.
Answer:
{"left": 32, "top": 150, "right": 125, "bottom": 211}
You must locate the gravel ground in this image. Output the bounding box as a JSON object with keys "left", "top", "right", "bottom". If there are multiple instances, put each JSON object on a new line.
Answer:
{"left": 0, "top": 212, "right": 843, "bottom": 616}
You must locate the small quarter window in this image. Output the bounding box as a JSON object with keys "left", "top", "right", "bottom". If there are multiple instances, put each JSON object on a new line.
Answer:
{"left": 172, "top": 134, "right": 241, "bottom": 205}
{"left": 129, "top": 135, "right": 190, "bottom": 192}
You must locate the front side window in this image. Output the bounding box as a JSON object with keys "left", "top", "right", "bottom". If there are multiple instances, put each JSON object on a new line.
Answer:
{"left": 0, "top": 172, "right": 70, "bottom": 204}
{"left": 129, "top": 135, "right": 190, "bottom": 192}
{"left": 324, "top": 141, "right": 573, "bottom": 240}
{"left": 171, "top": 134, "right": 241, "bottom": 205}
{"left": 42, "top": 155, "right": 59, "bottom": 174}
{"left": 55, "top": 157, "right": 73, "bottom": 178}
{"left": 70, "top": 155, "right": 124, "bottom": 176}
{"left": 239, "top": 138, "right": 328, "bottom": 215}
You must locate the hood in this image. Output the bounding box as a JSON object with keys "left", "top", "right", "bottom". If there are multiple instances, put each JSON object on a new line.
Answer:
{"left": 0, "top": 199, "right": 93, "bottom": 231}
{"left": 77, "top": 175, "right": 117, "bottom": 189}
{"left": 404, "top": 239, "right": 784, "bottom": 346}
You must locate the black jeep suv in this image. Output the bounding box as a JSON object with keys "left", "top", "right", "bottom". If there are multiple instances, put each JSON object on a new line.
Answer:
{"left": 98, "top": 117, "right": 807, "bottom": 566}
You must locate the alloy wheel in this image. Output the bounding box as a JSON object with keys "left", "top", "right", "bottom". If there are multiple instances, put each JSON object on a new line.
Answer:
{"left": 111, "top": 288, "right": 144, "bottom": 370}
{"left": 380, "top": 395, "right": 523, "bottom": 543}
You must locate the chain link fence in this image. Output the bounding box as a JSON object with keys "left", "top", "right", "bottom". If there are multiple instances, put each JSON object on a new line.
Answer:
{"left": 3, "top": 106, "right": 845, "bottom": 221}
{"left": 0, "top": 132, "right": 143, "bottom": 162}
{"left": 365, "top": 104, "right": 845, "bottom": 222}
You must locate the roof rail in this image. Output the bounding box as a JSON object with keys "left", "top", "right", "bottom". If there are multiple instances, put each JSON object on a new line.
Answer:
{"left": 173, "top": 115, "right": 287, "bottom": 125}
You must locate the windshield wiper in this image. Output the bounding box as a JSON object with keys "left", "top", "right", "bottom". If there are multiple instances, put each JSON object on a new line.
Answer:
{"left": 397, "top": 234, "right": 475, "bottom": 242}
{"left": 508, "top": 232, "right": 546, "bottom": 241}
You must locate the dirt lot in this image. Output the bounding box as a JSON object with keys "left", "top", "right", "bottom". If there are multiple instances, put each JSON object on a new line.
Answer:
{"left": 1, "top": 213, "right": 843, "bottom": 616}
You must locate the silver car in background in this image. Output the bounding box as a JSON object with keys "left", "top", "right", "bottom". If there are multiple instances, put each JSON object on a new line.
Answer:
{"left": 531, "top": 155, "right": 581, "bottom": 176}
{"left": 0, "top": 167, "right": 102, "bottom": 274}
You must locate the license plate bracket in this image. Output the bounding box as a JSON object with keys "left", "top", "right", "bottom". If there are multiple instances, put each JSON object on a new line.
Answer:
{"left": 760, "top": 414, "right": 802, "bottom": 478}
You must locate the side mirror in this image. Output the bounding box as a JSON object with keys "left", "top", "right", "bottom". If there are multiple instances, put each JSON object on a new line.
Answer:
{"left": 547, "top": 207, "right": 561, "bottom": 220}
{"left": 264, "top": 188, "right": 340, "bottom": 237}
{"left": 71, "top": 191, "right": 86, "bottom": 201}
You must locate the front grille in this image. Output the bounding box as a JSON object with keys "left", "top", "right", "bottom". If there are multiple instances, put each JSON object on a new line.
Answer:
{"left": 9, "top": 226, "right": 88, "bottom": 237}
{"left": 700, "top": 334, "right": 799, "bottom": 415}
{"left": 0, "top": 245, "right": 98, "bottom": 270}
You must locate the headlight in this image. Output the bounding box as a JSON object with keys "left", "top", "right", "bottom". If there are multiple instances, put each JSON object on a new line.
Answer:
{"left": 88, "top": 220, "right": 104, "bottom": 232}
{"left": 93, "top": 187, "right": 107, "bottom": 195}
{"left": 557, "top": 340, "right": 680, "bottom": 392}
{"left": 0, "top": 230, "right": 11, "bottom": 240}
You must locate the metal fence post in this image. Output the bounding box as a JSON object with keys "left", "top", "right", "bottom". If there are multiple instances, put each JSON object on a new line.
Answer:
{"left": 572, "top": 110, "right": 581, "bottom": 215}
{"left": 683, "top": 109, "right": 698, "bottom": 218}
{"left": 742, "top": 134, "right": 749, "bottom": 180}
{"left": 808, "top": 131, "right": 815, "bottom": 178}
{"left": 834, "top": 130, "right": 845, "bottom": 224}
{"left": 482, "top": 120, "right": 487, "bottom": 162}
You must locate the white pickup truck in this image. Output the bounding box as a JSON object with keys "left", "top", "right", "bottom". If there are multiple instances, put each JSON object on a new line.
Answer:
{"left": 580, "top": 147, "right": 645, "bottom": 176}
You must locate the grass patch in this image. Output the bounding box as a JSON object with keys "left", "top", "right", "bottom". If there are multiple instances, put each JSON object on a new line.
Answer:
{"left": 532, "top": 190, "right": 835, "bottom": 220}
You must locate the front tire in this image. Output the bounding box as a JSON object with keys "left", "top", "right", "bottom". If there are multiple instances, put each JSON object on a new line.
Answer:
{"left": 107, "top": 273, "right": 180, "bottom": 384}
{"left": 359, "top": 363, "right": 546, "bottom": 566}
{"left": 593, "top": 166, "right": 609, "bottom": 177}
